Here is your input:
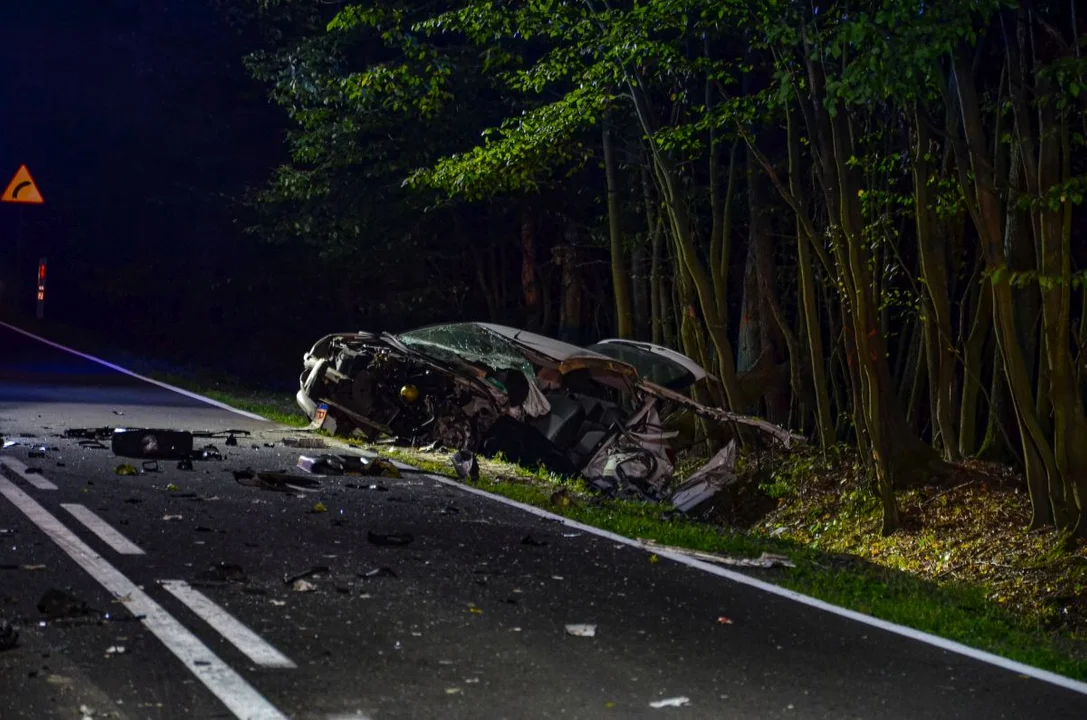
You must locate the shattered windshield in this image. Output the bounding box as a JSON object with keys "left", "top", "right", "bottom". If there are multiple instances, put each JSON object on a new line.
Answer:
{"left": 397, "top": 323, "right": 535, "bottom": 378}
{"left": 586, "top": 342, "right": 694, "bottom": 390}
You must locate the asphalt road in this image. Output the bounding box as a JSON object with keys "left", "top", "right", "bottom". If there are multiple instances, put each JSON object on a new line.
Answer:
{"left": 1, "top": 322, "right": 1085, "bottom": 720}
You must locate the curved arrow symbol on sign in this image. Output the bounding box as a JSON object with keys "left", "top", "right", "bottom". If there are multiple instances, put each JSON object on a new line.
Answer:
{"left": 11, "top": 181, "right": 31, "bottom": 200}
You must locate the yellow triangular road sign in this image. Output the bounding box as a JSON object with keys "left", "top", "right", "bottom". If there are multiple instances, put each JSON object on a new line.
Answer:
{"left": 2, "top": 165, "right": 44, "bottom": 204}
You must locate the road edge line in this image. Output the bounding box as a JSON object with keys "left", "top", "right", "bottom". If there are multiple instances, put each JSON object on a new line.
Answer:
{"left": 421, "top": 472, "right": 1087, "bottom": 697}
{"left": 0, "top": 320, "right": 267, "bottom": 422}
{"left": 0, "top": 474, "right": 288, "bottom": 720}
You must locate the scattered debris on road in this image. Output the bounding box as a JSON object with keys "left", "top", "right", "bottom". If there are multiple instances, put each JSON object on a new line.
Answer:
{"left": 105, "top": 645, "right": 127, "bottom": 655}
{"left": 114, "top": 463, "right": 138, "bottom": 476}
{"left": 0, "top": 619, "right": 18, "bottom": 651}
{"left": 291, "top": 579, "right": 317, "bottom": 592}
{"left": 565, "top": 624, "right": 597, "bottom": 637}
{"left": 65, "top": 427, "right": 113, "bottom": 441}
{"left": 717, "top": 616, "right": 734, "bottom": 625}
{"left": 637, "top": 541, "right": 795, "bottom": 569}
{"left": 195, "top": 562, "right": 248, "bottom": 585}
{"left": 358, "top": 567, "right": 397, "bottom": 580}
{"left": 284, "top": 566, "right": 330, "bottom": 585}
{"left": 311, "top": 501, "right": 328, "bottom": 513}
{"left": 112, "top": 429, "right": 194, "bottom": 460}
{"left": 162, "top": 514, "right": 182, "bottom": 521}
{"left": 367, "top": 531, "right": 414, "bottom": 547}
{"left": 452, "top": 450, "right": 479, "bottom": 481}
{"left": 649, "top": 696, "right": 691, "bottom": 709}
{"left": 37, "top": 588, "right": 96, "bottom": 620}
{"left": 296, "top": 454, "right": 401, "bottom": 478}
{"left": 283, "top": 437, "right": 329, "bottom": 449}
{"left": 233, "top": 468, "right": 321, "bottom": 493}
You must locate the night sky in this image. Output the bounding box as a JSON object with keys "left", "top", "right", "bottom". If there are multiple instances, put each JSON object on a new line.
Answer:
{"left": 1, "top": 1, "right": 295, "bottom": 379}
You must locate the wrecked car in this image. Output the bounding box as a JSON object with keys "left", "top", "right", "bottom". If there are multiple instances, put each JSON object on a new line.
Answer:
{"left": 296, "top": 322, "right": 799, "bottom": 503}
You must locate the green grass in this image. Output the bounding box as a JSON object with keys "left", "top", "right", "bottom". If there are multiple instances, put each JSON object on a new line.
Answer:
{"left": 370, "top": 443, "right": 1087, "bottom": 681}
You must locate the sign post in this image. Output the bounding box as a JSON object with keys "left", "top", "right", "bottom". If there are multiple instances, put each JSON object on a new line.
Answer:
{"left": 36, "top": 257, "right": 46, "bottom": 319}
{"left": 2, "top": 165, "right": 46, "bottom": 314}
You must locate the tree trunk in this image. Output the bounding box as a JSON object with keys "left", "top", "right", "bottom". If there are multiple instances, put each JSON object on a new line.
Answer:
{"left": 553, "top": 224, "right": 582, "bottom": 345}
{"left": 959, "top": 279, "right": 992, "bottom": 456}
{"left": 788, "top": 106, "right": 834, "bottom": 448}
{"left": 520, "top": 204, "right": 540, "bottom": 330}
{"left": 603, "top": 123, "right": 634, "bottom": 339}
{"left": 951, "top": 54, "right": 1057, "bottom": 529}
{"left": 912, "top": 110, "right": 960, "bottom": 460}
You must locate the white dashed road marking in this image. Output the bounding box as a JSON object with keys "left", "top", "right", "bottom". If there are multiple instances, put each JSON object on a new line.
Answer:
{"left": 61, "top": 503, "right": 145, "bottom": 555}
{"left": 0, "top": 456, "right": 58, "bottom": 490}
{"left": 160, "top": 580, "right": 296, "bottom": 669}
{"left": 0, "top": 474, "right": 288, "bottom": 720}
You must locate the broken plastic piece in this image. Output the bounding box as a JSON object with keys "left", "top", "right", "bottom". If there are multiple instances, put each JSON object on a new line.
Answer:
{"left": 283, "top": 437, "right": 329, "bottom": 449}
{"left": 670, "top": 440, "right": 737, "bottom": 514}
{"left": 234, "top": 469, "right": 321, "bottom": 493}
{"left": 359, "top": 567, "right": 398, "bottom": 580}
{"left": 639, "top": 540, "right": 795, "bottom": 569}
{"left": 451, "top": 450, "right": 480, "bottom": 481}
{"left": 291, "top": 579, "right": 316, "bottom": 592}
{"left": 142, "top": 460, "right": 160, "bottom": 472}
{"left": 0, "top": 619, "right": 17, "bottom": 651}
{"left": 114, "top": 463, "right": 138, "bottom": 476}
{"left": 367, "top": 531, "right": 414, "bottom": 547}
{"left": 37, "top": 588, "right": 96, "bottom": 619}
{"left": 311, "top": 502, "right": 328, "bottom": 514}
{"left": 198, "top": 445, "right": 223, "bottom": 461}
{"left": 283, "top": 566, "right": 330, "bottom": 585}
{"left": 27, "top": 446, "right": 46, "bottom": 458}
{"left": 564, "top": 624, "right": 597, "bottom": 637}
{"left": 195, "top": 563, "right": 248, "bottom": 584}
{"left": 112, "top": 429, "right": 194, "bottom": 460}
{"left": 649, "top": 697, "right": 690, "bottom": 709}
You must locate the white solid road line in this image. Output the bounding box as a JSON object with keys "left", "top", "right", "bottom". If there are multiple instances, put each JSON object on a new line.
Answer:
{"left": 0, "top": 475, "right": 288, "bottom": 720}
{"left": 0, "top": 320, "right": 267, "bottom": 422}
{"left": 0, "top": 456, "right": 58, "bottom": 490}
{"left": 424, "top": 472, "right": 1087, "bottom": 697}
{"left": 61, "top": 504, "right": 145, "bottom": 555}
{"left": 160, "top": 580, "right": 296, "bottom": 669}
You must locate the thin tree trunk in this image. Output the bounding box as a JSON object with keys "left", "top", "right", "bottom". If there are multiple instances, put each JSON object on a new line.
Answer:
{"left": 912, "top": 109, "right": 960, "bottom": 459}
{"left": 603, "top": 123, "right": 634, "bottom": 339}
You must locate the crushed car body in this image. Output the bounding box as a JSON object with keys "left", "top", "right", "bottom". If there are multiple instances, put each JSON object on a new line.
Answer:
{"left": 296, "top": 322, "right": 801, "bottom": 504}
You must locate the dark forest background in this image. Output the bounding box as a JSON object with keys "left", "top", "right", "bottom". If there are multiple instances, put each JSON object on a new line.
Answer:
{"left": 2, "top": 0, "right": 1087, "bottom": 535}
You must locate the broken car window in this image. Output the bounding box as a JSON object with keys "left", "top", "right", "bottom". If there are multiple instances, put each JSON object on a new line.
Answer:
{"left": 585, "top": 342, "right": 694, "bottom": 390}
{"left": 397, "top": 323, "right": 535, "bottom": 380}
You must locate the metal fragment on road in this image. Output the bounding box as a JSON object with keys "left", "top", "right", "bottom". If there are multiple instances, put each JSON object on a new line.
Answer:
{"left": 565, "top": 624, "right": 597, "bottom": 637}
{"left": 649, "top": 696, "right": 690, "bottom": 708}
{"left": 639, "top": 540, "right": 795, "bottom": 569}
